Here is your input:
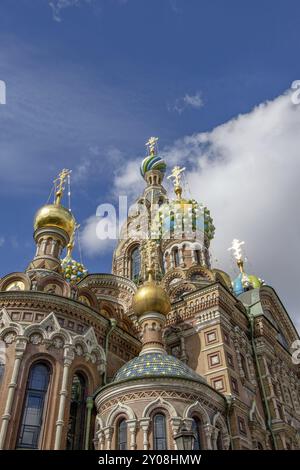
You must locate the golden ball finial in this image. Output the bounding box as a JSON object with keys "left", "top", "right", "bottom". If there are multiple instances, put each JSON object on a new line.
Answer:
{"left": 132, "top": 271, "right": 171, "bottom": 317}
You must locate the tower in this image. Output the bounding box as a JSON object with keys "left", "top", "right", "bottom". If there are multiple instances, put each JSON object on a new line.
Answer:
{"left": 27, "top": 169, "right": 75, "bottom": 275}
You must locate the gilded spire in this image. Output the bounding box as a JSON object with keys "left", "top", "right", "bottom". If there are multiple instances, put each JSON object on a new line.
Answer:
{"left": 167, "top": 165, "right": 186, "bottom": 199}
{"left": 53, "top": 169, "right": 72, "bottom": 206}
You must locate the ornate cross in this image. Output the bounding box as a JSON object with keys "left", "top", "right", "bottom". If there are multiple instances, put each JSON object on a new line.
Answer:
{"left": 54, "top": 169, "right": 72, "bottom": 205}
{"left": 228, "top": 238, "right": 245, "bottom": 261}
{"left": 145, "top": 137, "right": 159, "bottom": 155}
{"left": 167, "top": 165, "right": 186, "bottom": 187}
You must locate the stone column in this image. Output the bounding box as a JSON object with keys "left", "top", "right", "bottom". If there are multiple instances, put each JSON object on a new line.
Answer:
{"left": 84, "top": 396, "right": 94, "bottom": 450}
{"left": 203, "top": 423, "right": 214, "bottom": 450}
{"left": 54, "top": 348, "right": 74, "bottom": 450}
{"left": 127, "top": 419, "right": 137, "bottom": 450}
{"left": 104, "top": 426, "right": 114, "bottom": 450}
{"left": 140, "top": 418, "right": 150, "bottom": 450}
{"left": 0, "top": 338, "right": 27, "bottom": 449}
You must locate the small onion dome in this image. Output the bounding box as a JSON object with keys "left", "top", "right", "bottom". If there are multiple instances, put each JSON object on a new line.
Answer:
{"left": 151, "top": 198, "right": 215, "bottom": 241}
{"left": 61, "top": 255, "right": 88, "bottom": 284}
{"left": 140, "top": 154, "right": 167, "bottom": 179}
{"left": 132, "top": 273, "right": 171, "bottom": 317}
{"left": 232, "top": 271, "right": 263, "bottom": 296}
{"left": 34, "top": 204, "right": 76, "bottom": 238}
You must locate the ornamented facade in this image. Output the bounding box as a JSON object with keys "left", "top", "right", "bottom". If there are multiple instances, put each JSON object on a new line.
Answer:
{"left": 0, "top": 140, "right": 299, "bottom": 451}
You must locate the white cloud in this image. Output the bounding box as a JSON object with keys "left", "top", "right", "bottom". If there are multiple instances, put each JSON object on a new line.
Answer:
{"left": 115, "top": 90, "right": 300, "bottom": 332}
{"left": 170, "top": 91, "right": 204, "bottom": 114}
{"left": 81, "top": 215, "right": 116, "bottom": 257}
{"left": 48, "top": 0, "right": 90, "bottom": 22}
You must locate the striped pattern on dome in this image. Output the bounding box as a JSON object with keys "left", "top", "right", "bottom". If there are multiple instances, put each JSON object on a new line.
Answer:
{"left": 114, "top": 352, "right": 205, "bottom": 383}
{"left": 140, "top": 155, "right": 167, "bottom": 178}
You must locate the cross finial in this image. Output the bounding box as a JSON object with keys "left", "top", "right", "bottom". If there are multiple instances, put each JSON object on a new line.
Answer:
{"left": 228, "top": 238, "right": 245, "bottom": 271}
{"left": 146, "top": 137, "right": 159, "bottom": 156}
{"left": 167, "top": 165, "right": 186, "bottom": 199}
{"left": 54, "top": 169, "right": 72, "bottom": 205}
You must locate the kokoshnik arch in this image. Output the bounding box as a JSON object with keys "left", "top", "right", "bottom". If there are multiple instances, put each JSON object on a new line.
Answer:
{"left": 0, "top": 138, "right": 299, "bottom": 451}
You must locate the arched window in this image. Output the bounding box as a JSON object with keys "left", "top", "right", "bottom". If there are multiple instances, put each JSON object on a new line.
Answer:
{"left": 17, "top": 362, "right": 50, "bottom": 449}
{"left": 153, "top": 413, "right": 167, "bottom": 450}
{"left": 173, "top": 248, "right": 179, "bottom": 267}
{"left": 67, "top": 373, "right": 87, "bottom": 450}
{"left": 192, "top": 417, "right": 201, "bottom": 450}
{"left": 130, "top": 246, "right": 141, "bottom": 281}
{"left": 117, "top": 418, "right": 127, "bottom": 450}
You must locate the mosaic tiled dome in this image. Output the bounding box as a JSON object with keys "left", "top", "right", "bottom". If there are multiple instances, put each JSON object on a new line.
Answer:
{"left": 140, "top": 154, "right": 167, "bottom": 179}
{"left": 150, "top": 198, "right": 215, "bottom": 242}
{"left": 61, "top": 255, "right": 88, "bottom": 284}
{"left": 114, "top": 352, "right": 206, "bottom": 383}
{"left": 232, "top": 271, "right": 263, "bottom": 296}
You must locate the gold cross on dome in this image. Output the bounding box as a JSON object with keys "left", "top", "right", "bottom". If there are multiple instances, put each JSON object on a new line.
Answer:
{"left": 54, "top": 169, "right": 72, "bottom": 205}
{"left": 228, "top": 238, "right": 245, "bottom": 261}
{"left": 146, "top": 137, "right": 159, "bottom": 155}
{"left": 167, "top": 165, "right": 186, "bottom": 189}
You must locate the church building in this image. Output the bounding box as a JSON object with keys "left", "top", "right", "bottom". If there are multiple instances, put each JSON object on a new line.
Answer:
{"left": 0, "top": 138, "right": 299, "bottom": 451}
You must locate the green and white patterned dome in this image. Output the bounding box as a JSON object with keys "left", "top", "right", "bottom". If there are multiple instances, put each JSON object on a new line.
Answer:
{"left": 114, "top": 352, "right": 206, "bottom": 383}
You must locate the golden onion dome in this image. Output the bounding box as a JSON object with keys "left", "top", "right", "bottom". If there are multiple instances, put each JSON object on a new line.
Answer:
{"left": 34, "top": 204, "right": 76, "bottom": 238}
{"left": 132, "top": 274, "right": 171, "bottom": 317}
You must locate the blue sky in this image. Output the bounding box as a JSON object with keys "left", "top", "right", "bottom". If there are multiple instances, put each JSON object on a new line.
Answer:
{"left": 0, "top": 0, "right": 299, "bottom": 327}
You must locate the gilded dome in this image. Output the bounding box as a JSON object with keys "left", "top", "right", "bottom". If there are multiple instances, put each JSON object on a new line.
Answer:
{"left": 34, "top": 204, "right": 76, "bottom": 238}
{"left": 132, "top": 277, "right": 171, "bottom": 317}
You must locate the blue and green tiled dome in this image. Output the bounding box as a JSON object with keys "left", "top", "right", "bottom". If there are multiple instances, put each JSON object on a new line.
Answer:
{"left": 140, "top": 154, "right": 167, "bottom": 179}
{"left": 114, "top": 352, "right": 205, "bottom": 383}
{"left": 233, "top": 271, "right": 263, "bottom": 296}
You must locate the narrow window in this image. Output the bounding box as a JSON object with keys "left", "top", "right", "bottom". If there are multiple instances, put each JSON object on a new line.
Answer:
{"left": 17, "top": 362, "right": 50, "bottom": 449}
{"left": 153, "top": 414, "right": 167, "bottom": 450}
{"left": 192, "top": 417, "right": 201, "bottom": 450}
{"left": 67, "top": 373, "right": 87, "bottom": 450}
{"left": 131, "top": 246, "right": 141, "bottom": 281}
{"left": 117, "top": 418, "right": 127, "bottom": 450}
{"left": 173, "top": 248, "right": 179, "bottom": 267}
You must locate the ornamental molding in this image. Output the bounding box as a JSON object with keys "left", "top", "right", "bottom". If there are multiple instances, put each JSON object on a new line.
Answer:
{"left": 0, "top": 309, "right": 106, "bottom": 371}
{"left": 95, "top": 380, "right": 225, "bottom": 413}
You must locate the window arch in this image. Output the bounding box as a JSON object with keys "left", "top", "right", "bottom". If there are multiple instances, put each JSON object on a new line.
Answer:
{"left": 67, "top": 372, "right": 88, "bottom": 450}
{"left": 130, "top": 246, "right": 141, "bottom": 281}
{"left": 117, "top": 418, "right": 127, "bottom": 450}
{"left": 17, "top": 362, "right": 51, "bottom": 449}
{"left": 192, "top": 417, "right": 202, "bottom": 450}
{"left": 153, "top": 413, "right": 167, "bottom": 450}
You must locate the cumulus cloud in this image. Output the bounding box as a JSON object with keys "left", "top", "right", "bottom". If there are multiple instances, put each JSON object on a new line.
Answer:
{"left": 80, "top": 215, "right": 116, "bottom": 257}
{"left": 170, "top": 91, "right": 204, "bottom": 114}
{"left": 115, "top": 90, "right": 300, "bottom": 332}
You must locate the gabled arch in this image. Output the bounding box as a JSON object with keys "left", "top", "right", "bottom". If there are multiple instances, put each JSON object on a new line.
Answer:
{"left": 142, "top": 397, "right": 178, "bottom": 419}
{"left": 183, "top": 401, "right": 210, "bottom": 425}
{"left": 106, "top": 403, "right": 136, "bottom": 427}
